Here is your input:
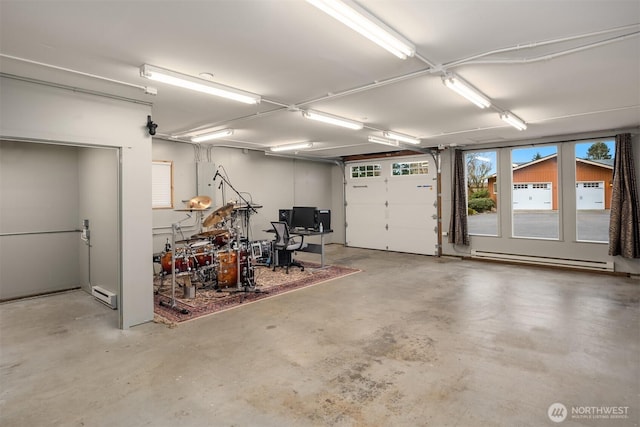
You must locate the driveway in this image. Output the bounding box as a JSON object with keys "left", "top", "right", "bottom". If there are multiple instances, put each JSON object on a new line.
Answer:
{"left": 467, "top": 210, "right": 610, "bottom": 241}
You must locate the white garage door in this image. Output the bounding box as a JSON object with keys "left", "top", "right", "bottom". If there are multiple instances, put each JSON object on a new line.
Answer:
{"left": 345, "top": 156, "right": 438, "bottom": 255}
{"left": 576, "top": 181, "right": 604, "bottom": 210}
{"left": 512, "top": 183, "right": 552, "bottom": 210}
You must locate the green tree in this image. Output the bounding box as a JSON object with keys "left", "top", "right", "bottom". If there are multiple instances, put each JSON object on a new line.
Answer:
{"left": 586, "top": 142, "right": 612, "bottom": 160}
{"left": 532, "top": 152, "right": 542, "bottom": 161}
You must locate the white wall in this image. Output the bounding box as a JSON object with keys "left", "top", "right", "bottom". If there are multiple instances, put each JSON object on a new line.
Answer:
{"left": 440, "top": 133, "right": 640, "bottom": 274}
{"left": 0, "top": 76, "right": 153, "bottom": 328}
{"left": 78, "top": 147, "right": 119, "bottom": 295}
{"left": 151, "top": 142, "right": 343, "bottom": 253}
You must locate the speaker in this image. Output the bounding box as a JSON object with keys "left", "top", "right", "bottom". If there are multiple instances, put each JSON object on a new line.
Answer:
{"left": 316, "top": 209, "right": 331, "bottom": 231}
{"left": 278, "top": 209, "right": 292, "bottom": 225}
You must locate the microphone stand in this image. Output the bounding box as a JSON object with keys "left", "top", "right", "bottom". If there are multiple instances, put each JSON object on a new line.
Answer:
{"left": 212, "top": 171, "right": 264, "bottom": 296}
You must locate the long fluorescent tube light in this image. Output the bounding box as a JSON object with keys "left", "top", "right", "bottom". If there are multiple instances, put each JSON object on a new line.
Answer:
{"left": 442, "top": 74, "right": 491, "bottom": 109}
{"left": 191, "top": 129, "right": 234, "bottom": 143}
{"left": 383, "top": 131, "right": 421, "bottom": 145}
{"left": 500, "top": 112, "right": 527, "bottom": 130}
{"left": 368, "top": 136, "right": 399, "bottom": 147}
{"left": 140, "top": 64, "right": 261, "bottom": 105}
{"left": 269, "top": 142, "right": 314, "bottom": 152}
{"left": 306, "top": 0, "right": 415, "bottom": 59}
{"left": 302, "top": 110, "right": 363, "bottom": 130}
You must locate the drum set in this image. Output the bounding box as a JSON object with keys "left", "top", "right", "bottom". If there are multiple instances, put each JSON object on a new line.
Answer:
{"left": 156, "top": 194, "right": 267, "bottom": 313}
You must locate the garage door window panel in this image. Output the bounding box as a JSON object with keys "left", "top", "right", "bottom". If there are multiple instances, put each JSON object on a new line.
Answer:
{"left": 575, "top": 141, "right": 615, "bottom": 243}
{"left": 466, "top": 151, "right": 498, "bottom": 236}
{"left": 511, "top": 146, "right": 559, "bottom": 239}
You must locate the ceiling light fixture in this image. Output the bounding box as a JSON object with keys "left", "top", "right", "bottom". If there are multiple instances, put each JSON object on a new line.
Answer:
{"left": 382, "top": 131, "right": 421, "bottom": 145}
{"left": 269, "top": 142, "right": 314, "bottom": 152}
{"left": 190, "top": 129, "right": 234, "bottom": 143}
{"left": 140, "top": 64, "right": 261, "bottom": 105}
{"left": 500, "top": 112, "right": 527, "bottom": 130}
{"left": 368, "top": 136, "right": 399, "bottom": 147}
{"left": 302, "top": 110, "right": 364, "bottom": 130}
{"left": 442, "top": 74, "right": 491, "bottom": 109}
{"left": 305, "top": 0, "right": 415, "bottom": 59}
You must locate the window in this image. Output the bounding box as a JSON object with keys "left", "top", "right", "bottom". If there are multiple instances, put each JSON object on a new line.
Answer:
{"left": 152, "top": 161, "right": 173, "bottom": 209}
{"left": 466, "top": 151, "right": 498, "bottom": 236}
{"left": 351, "top": 164, "right": 381, "bottom": 178}
{"left": 391, "top": 161, "right": 428, "bottom": 176}
{"left": 575, "top": 140, "right": 615, "bottom": 242}
{"left": 511, "top": 145, "right": 559, "bottom": 239}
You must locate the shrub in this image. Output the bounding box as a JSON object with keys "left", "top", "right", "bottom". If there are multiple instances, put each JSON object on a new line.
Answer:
{"left": 468, "top": 197, "right": 494, "bottom": 213}
{"left": 470, "top": 189, "right": 490, "bottom": 199}
{"left": 468, "top": 207, "right": 478, "bottom": 215}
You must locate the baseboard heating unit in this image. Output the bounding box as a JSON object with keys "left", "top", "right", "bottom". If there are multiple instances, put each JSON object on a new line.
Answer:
{"left": 91, "top": 286, "right": 117, "bottom": 309}
{"left": 470, "top": 250, "right": 614, "bottom": 272}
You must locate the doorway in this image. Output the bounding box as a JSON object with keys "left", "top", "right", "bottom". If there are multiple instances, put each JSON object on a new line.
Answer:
{"left": 0, "top": 140, "right": 120, "bottom": 327}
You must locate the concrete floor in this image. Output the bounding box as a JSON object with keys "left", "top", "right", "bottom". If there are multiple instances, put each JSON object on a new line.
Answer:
{"left": 1, "top": 245, "right": 638, "bottom": 427}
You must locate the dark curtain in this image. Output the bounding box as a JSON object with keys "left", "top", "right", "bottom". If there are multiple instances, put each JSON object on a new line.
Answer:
{"left": 609, "top": 133, "right": 640, "bottom": 258}
{"left": 449, "top": 149, "right": 469, "bottom": 245}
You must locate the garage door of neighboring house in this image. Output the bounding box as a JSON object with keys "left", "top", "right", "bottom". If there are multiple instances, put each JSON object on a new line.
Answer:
{"left": 345, "top": 156, "right": 438, "bottom": 255}
{"left": 512, "top": 182, "right": 552, "bottom": 210}
{"left": 576, "top": 181, "right": 605, "bottom": 210}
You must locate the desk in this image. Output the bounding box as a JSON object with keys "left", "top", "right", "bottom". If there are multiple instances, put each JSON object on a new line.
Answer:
{"left": 265, "top": 228, "right": 333, "bottom": 268}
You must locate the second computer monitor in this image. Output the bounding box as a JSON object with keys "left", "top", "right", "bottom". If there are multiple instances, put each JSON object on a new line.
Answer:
{"left": 290, "top": 206, "right": 317, "bottom": 230}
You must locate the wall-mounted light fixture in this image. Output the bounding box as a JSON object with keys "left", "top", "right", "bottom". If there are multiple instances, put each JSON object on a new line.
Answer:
{"left": 442, "top": 73, "right": 491, "bottom": 109}
{"left": 140, "top": 64, "right": 261, "bottom": 105}
{"left": 191, "top": 129, "right": 234, "bottom": 143}
{"left": 269, "top": 142, "right": 314, "bottom": 152}
{"left": 302, "top": 110, "right": 363, "bottom": 130}
{"left": 382, "top": 131, "right": 420, "bottom": 145}
{"left": 500, "top": 112, "right": 527, "bottom": 130}
{"left": 305, "top": 0, "right": 415, "bottom": 59}
{"left": 368, "top": 136, "right": 399, "bottom": 147}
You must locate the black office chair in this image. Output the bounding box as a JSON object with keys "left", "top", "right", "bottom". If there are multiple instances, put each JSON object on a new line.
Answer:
{"left": 271, "top": 221, "right": 307, "bottom": 273}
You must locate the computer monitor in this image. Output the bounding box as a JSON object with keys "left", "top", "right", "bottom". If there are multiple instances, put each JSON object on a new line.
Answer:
{"left": 290, "top": 206, "right": 317, "bottom": 230}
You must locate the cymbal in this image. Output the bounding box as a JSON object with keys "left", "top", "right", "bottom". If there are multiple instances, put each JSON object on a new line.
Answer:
{"left": 194, "top": 229, "right": 229, "bottom": 238}
{"left": 203, "top": 202, "right": 234, "bottom": 227}
{"left": 187, "top": 195, "right": 212, "bottom": 210}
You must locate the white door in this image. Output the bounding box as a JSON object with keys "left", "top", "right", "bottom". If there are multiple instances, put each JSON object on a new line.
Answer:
{"left": 345, "top": 156, "right": 438, "bottom": 255}
{"left": 512, "top": 183, "right": 552, "bottom": 210}
{"left": 345, "top": 177, "right": 387, "bottom": 250}
{"left": 576, "top": 182, "right": 604, "bottom": 210}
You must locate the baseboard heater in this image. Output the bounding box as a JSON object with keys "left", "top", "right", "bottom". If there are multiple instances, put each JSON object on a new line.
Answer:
{"left": 91, "top": 286, "right": 117, "bottom": 309}
{"left": 470, "top": 250, "right": 614, "bottom": 272}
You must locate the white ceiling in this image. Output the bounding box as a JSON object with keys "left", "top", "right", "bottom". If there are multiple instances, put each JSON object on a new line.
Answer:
{"left": 1, "top": 0, "right": 639, "bottom": 159}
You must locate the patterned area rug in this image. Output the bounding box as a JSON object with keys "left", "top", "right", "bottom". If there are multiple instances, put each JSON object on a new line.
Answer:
{"left": 153, "top": 263, "right": 360, "bottom": 326}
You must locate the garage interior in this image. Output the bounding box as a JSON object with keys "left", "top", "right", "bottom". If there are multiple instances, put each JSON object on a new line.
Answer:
{"left": 1, "top": 1, "right": 639, "bottom": 425}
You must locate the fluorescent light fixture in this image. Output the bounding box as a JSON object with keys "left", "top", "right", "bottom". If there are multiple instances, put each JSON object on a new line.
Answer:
{"left": 382, "top": 131, "right": 421, "bottom": 145}
{"left": 500, "top": 112, "right": 527, "bottom": 130}
{"left": 368, "top": 136, "right": 399, "bottom": 147}
{"left": 302, "top": 110, "right": 363, "bottom": 130}
{"left": 191, "top": 129, "right": 234, "bottom": 143}
{"left": 269, "top": 142, "right": 314, "bottom": 152}
{"left": 442, "top": 74, "right": 491, "bottom": 109}
{"left": 140, "top": 64, "right": 261, "bottom": 105}
{"left": 306, "top": 0, "right": 415, "bottom": 59}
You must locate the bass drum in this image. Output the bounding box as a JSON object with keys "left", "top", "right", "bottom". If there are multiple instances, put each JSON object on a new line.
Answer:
{"left": 216, "top": 249, "right": 251, "bottom": 288}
